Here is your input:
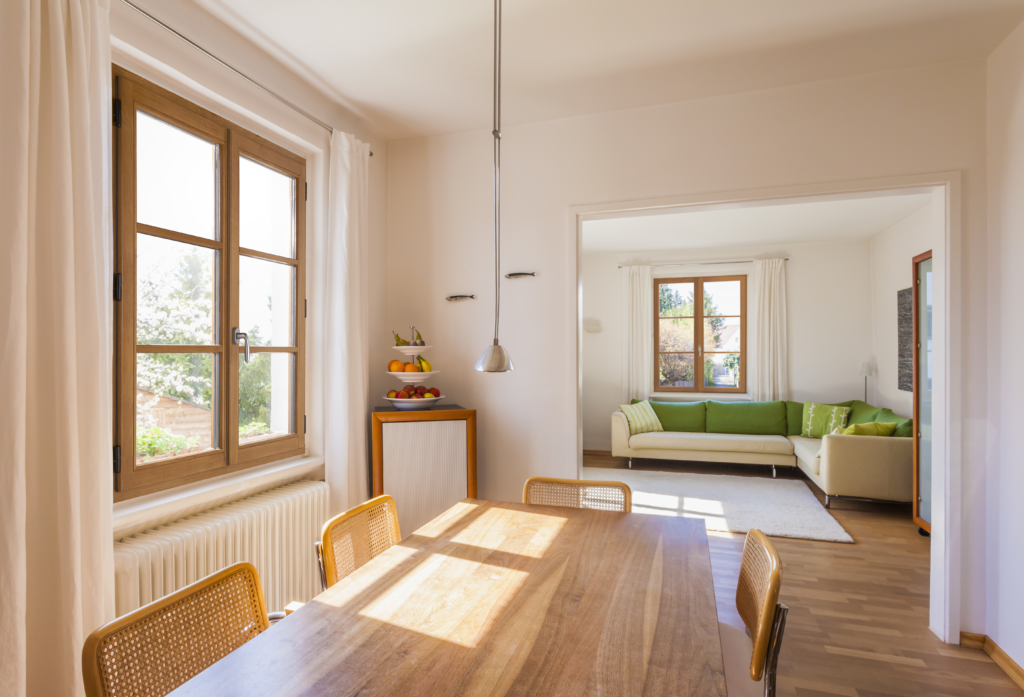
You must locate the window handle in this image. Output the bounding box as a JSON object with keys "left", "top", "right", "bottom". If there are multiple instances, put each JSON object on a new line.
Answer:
{"left": 233, "top": 328, "right": 250, "bottom": 364}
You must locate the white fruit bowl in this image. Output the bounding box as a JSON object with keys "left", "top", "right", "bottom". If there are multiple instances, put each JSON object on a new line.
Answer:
{"left": 384, "top": 395, "right": 444, "bottom": 411}
{"left": 386, "top": 370, "right": 440, "bottom": 385}
{"left": 392, "top": 345, "right": 432, "bottom": 356}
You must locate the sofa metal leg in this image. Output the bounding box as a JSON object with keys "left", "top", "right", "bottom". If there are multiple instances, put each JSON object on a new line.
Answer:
{"left": 772, "top": 465, "right": 776, "bottom": 478}
{"left": 628, "top": 458, "right": 632, "bottom": 469}
{"left": 825, "top": 495, "right": 830, "bottom": 509}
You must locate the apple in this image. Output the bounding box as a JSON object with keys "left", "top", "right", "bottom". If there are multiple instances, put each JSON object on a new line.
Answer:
{"left": 415, "top": 386, "right": 427, "bottom": 395}
{"left": 428, "top": 388, "right": 440, "bottom": 398}
{"left": 397, "top": 390, "right": 411, "bottom": 399}
{"left": 387, "top": 390, "right": 398, "bottom": 399}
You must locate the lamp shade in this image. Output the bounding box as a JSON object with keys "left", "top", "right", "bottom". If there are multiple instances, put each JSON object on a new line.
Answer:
{"left": 475, "top": 342, "right": 514, "bottom": 372}
{"left": 859, "top": 361, "right": 873, "bottom": 377}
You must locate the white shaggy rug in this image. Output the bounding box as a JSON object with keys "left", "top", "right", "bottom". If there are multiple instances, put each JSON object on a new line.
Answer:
{"left": 582, "top": 467, "right": 853, "bottom": 543}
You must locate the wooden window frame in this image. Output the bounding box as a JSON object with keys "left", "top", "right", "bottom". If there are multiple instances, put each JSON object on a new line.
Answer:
{"left": 113, "top": 66, "right": 306, "bottom": 501}
{"left": 654, "top": 275, "right": 747, "bottom": 394}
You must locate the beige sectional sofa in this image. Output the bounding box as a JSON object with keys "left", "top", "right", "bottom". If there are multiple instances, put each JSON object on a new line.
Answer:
{"left": 611, "top": 399, "right": 914, "bottom": 507}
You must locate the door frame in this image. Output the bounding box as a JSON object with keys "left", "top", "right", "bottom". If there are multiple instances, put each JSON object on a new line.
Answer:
{"left": 567, "top": 171, "right": 963, "bottom": 643}
{"left": 912, "top": 249, "right": 934, "bottom": 533}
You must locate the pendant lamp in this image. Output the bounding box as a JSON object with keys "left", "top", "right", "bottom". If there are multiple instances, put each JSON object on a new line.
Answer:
{"left": 475, "top": 0, "right": 514, "bottom": 372}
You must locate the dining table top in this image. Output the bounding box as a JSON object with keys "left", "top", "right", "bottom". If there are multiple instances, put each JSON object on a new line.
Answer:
{"left": 170, "top": 498, "right": 727, "bottom": 697}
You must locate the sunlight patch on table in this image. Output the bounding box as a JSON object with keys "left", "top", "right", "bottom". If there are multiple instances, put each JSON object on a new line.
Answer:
{"left": 359, "top": 553, "right": 529, "bottom": 647}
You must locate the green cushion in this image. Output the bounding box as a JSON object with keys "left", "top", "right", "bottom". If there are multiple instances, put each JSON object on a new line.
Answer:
{"left": 844, "top": 400, "right": 882, "bottom": 425}
{"left": 840, "top": 421, "right": 898, "bottom": 437}
{"left": 785, "top": 401, "right": 804, "bottom": 436}
{"left": 619, "top": 401, "right": 664, "bottom": 435}
{"left": 706, "top": 401, "right": 787, "bottom": 436}
{"left": 801, "top": 402, "right": 851, "bottom": 438}
{"left": 649, "top": 401, "right": 706, "bottom": 432}
{"left": 875, "top": 408, "right": 913, "bottom": 438}
{"left": 631, "top": 399, "right": 706, "bottom": 432}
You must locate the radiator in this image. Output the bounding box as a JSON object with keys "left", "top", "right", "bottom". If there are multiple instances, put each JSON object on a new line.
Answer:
{"left": 113, "top": 480, "right": 329, "bottom": 617}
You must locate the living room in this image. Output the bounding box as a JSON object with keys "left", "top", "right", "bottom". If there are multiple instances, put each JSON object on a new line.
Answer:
{"left": 579, "top": 190, "right": 939, "bottom": 531}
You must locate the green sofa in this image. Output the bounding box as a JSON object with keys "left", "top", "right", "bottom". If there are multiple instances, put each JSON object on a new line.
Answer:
{"left": 611, "top": 399, "right": 914, "bottom": 505}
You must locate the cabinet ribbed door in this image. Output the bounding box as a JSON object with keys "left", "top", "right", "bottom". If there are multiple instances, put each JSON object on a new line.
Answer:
{"left": 381, "top": 420, "right": 468, "bottom": 538}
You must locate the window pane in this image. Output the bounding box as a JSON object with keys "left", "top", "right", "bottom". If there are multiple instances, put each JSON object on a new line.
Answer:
{"left": 658, "top": 282, "right": 694, "bottom": 317}
{"left": 702, "top": 280, "right": 742, "bottom": 316}
{"left": 239, "top": 353, "right": 294, "bottom": 443}
{"left": 137, "top": 234, "right": 217, "bottom": 345}
{"left": 660, "top": 318, "right": 694, "bottom": 351}
{"left": 704, "top": 316, "right": 741, "bottom": 352}
{"left": 239, "top": 256, "right": 295, "bottom": 347}
{"left": 659, "top": 353, "right": 695, "bottom": 388}
{"left": 136, "top": 111, "right": 218, "bottom": 239}
{"left": 704, "top": 353, "right": 741, "bottom": 388}
{"left": 136, "top": 352, "right": 217, "bottom": 464}
{"left": 240, "top": 157, "right": 296, "bottom": 258}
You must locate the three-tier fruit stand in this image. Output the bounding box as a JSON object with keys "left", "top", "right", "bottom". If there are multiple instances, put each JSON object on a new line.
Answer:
{"left": 385, "top": 343, "right": 444, "bottom": 410}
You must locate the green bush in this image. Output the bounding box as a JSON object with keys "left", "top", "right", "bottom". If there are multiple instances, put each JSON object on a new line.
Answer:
{"left": 239, "top": 422, "right": 272, "bottom": 439}
{"left": 136, "top": 426, "right": 199, "bottom": 460}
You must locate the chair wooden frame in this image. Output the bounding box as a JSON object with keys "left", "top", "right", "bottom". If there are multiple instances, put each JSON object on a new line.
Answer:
{"left": 319, "top": 495, "right": 402, "bottom": 589}
{"left": 736, "top": 529, "right": 788, "bottom": 696}
{"left": 522, "top": 477, "right": 632, "bottom": 513}
{"left": 82, "top": 562, "right": 269, "bottom": 697}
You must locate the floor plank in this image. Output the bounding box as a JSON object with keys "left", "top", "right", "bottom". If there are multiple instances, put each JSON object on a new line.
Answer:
{"left": 583, "top": 452, "right": 1023, "bottom": 696}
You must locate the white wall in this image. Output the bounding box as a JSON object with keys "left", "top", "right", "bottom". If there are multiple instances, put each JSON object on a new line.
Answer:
{"left": 986, "top": 21, "right": 1024, "bottom": 671}
{"left": 868, "top": 200, "right": 939, "bottom": 417}
{"left": 388, "top": 60, "right": 990, "bottom": 636}
{"left": 581, "top": 239, "right": 875, "bottom": 451}
{"left": 109, "top": 2, "right": 390, "bottom": 490}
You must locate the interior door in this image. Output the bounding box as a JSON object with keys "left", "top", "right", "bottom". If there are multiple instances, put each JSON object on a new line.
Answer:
{"left": 913, "top": 251, "right": 933, "bottom": 532}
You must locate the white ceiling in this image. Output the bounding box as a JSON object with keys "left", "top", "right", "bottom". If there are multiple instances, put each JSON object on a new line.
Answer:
{"left": 581, "top": 193, "right": 934, "bottom": 254}
{"left": 194, "top": 0, "right": 1024, "bottom": 140}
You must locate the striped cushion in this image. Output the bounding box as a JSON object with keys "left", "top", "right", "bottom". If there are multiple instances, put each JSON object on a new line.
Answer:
{"left": 619, "top": 400, "right": 664, "bottom": 436}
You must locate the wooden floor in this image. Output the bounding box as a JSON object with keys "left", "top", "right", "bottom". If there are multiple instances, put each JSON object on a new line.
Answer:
{"left": 585, "top": 452, "right": 1023, "bottom": 697}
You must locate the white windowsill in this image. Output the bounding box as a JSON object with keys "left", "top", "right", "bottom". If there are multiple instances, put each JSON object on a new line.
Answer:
{"left": 112, "top": 454, "right": 325, "bottom": 539}
{"left": 650, "top": 393, "right": 751, "bottom": 402}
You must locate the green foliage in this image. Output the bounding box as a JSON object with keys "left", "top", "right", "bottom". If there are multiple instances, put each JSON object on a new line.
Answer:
{"left": 238, "top": 330, "right": 272, "bottom": 429}
{"left": 136, "top": 426, "right": 199, "bottom": 461}
{"left": 239, "top": 421, "right": 272, "bottom": 439}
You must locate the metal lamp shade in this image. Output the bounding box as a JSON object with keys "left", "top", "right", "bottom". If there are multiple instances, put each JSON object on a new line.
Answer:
{"left": 475, "top": 342, "right": 514, "bottom": 372}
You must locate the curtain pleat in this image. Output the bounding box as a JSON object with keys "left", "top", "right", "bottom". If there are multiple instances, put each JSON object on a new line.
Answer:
{"left": 324, "top": 132, "right": 371, "bottom": 515}
{"left": 751, "top": 259, "right": 789, "bottom": 401}
{"left": 621, "top": 266, "right": 653, "bottom": 403}
{"left": 0, "top": 0, "right": 115, "bottom": 695}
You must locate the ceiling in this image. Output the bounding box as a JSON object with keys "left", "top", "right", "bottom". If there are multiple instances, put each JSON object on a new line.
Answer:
{"left": 581, "top": 192, "right": 934, "bottom": 254}
{"left": 194, "top": 0, "right": 1024, "bottom": 140}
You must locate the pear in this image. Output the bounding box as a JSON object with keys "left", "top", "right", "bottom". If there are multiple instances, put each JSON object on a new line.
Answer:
{"left": 393, "top": 331, "right": 409, "bottom": 346}
{"left": 414, "top": 330, "right": 425, "bottom": 346}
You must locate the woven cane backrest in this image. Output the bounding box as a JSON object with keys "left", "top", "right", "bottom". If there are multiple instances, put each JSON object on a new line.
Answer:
{"left": 321, "top": 495, "right": 401, "bottom": 588}
{"left": 81, "top": 562, "right": 269, "bottom": 697}
{"left": 523, "top": 477, "right": 632, "bottom": 513}
{"left": 735, "top": 529, "right": 783, "bottom": 681}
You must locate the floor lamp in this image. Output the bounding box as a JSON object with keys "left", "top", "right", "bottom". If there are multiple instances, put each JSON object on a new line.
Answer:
{"left": 860, "top": 362, "right": 873, "bottom": 402}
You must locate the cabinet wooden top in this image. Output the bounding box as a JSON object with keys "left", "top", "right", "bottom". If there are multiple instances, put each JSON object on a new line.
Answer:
{"left": 170, "top": 499, "right": 726, "bottom": 697}
{"left": 372, "top": 407, "right": 475, "bottom": 423}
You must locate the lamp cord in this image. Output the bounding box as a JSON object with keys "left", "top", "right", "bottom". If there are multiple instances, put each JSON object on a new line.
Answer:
{"left": 492, "top": 0, "right": 502, "bottom": 344}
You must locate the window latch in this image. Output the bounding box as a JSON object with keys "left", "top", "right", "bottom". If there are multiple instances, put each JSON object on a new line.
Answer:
{"left": 233, "top": 328, "right": 251, "bottom": 364}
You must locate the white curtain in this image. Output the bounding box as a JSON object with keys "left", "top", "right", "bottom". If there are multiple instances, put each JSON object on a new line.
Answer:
{"left": 751, "top": 258, "right": 789, "bottom": 401}
{"left": 621, "top": 266, "right": 653, "bottom": 403}
{"left": 324, "top": 131, "right": 371, "bottom": 515}
{"left": 0, "top": 0, "right": 115, "bottom": 695}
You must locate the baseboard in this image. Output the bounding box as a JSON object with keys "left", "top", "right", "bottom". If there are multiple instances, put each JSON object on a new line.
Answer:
{"left": 582, "top": 450, "right": 613, "bottom": 456}
{"left": 960, "top": 632, "right": 1024, "bottom": 690}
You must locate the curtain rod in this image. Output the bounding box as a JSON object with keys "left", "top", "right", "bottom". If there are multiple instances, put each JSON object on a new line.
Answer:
{"left": 617, "top": 257, "right": 788, "bottom": 268}
{"left": 120, "top": 0, "right": 338, "bottom": 137}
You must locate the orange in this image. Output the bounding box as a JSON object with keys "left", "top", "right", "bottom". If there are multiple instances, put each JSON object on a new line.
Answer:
{"left": 403, "top": 363, "right": 420, "bottom": 373}
{"left": 388, "top": 359, "right": 404, "bottom": 372}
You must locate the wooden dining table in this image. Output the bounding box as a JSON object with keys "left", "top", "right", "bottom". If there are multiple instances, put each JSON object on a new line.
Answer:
{"left": 170, "top": 499, "right": 727, "bottom": 696}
